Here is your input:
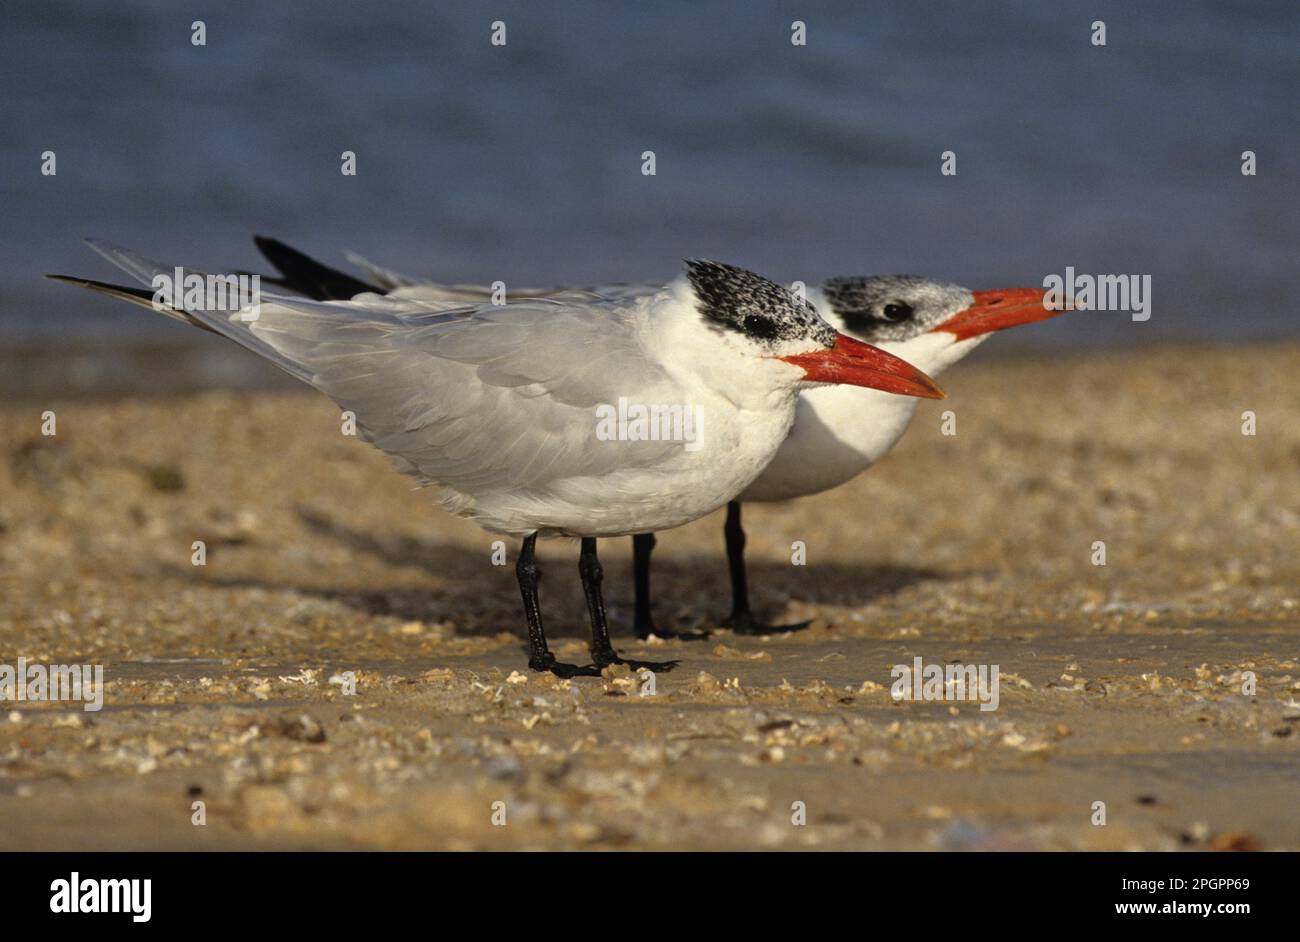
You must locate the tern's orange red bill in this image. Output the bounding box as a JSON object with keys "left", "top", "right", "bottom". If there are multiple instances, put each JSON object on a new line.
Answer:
{"left": 933, "top": 287, "right": 1064, "bottom": 341}
{"left": 778, "top": 333, "right": 945, "bottom": 399}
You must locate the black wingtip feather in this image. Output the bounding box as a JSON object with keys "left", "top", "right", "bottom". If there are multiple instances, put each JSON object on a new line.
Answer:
{"left": 252, "top": 235, "right": 381, "bottom": 300}
{"left": 232, "top": 269, "right": 294, "bottom": 292}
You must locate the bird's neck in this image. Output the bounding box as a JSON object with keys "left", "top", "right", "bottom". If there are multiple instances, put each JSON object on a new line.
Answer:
{"left": 648, "top": 277, "right": 805, "bottom": 413}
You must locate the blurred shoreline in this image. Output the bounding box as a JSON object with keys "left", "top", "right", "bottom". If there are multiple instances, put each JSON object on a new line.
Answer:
{"left": 4, "top": 331, "right": 1295, "bottom": 403}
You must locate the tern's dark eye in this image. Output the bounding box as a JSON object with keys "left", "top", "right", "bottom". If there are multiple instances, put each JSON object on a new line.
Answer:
{"left": 742, "top": 314, "right": 781, "bottom": 339}
{"left": 881, "top": 302, "right": 913, "bottom": 323}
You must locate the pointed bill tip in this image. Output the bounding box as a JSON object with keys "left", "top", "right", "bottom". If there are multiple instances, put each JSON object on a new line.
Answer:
{"left": 904, "top": 368, "right": 946, "bottom": 400}
{"left": 935, "top": 287, "right": 1064, "bottom": 340}
{"left": 922, "top": 378, "right": 947, "bottom": 400}
{"left": 781, "top": 333, "right": 945, "bottom": 400}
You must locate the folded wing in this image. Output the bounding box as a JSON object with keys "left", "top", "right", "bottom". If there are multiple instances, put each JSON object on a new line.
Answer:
{"left": 83, "top": 241, "right": 684, "bottom": 494}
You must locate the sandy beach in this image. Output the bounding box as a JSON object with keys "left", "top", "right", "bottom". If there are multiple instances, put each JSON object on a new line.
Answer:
{"left": 1, "top": 343, "right": 1296, "bottom": 850}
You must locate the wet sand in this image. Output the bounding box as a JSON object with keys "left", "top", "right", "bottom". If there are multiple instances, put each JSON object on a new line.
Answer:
{"left": 1, "top": 343, "right": 1297, "bottom": 850}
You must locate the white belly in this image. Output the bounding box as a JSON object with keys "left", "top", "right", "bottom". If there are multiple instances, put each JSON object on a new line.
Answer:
{"left": 445, "top": 394, "right": 799, "bottom": 537}
{"left": 738, "top": 384, "right": 919, "bottom": 503}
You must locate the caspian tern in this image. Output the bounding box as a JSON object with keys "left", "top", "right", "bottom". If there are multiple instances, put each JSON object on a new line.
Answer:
{"left": 244, "top": 240, "right": 1064, "bottom": 637}
{"left": 692, "top": 275, "right": 1064, "bottom": 634}
{"left": 50, "top": 242, "right": 944, "bottom": 676}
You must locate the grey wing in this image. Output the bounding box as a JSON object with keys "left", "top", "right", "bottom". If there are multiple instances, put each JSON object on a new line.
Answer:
{"left": 385, "top": 282, "right": 656, "bottom": 307}
{"left": 338, "top": 252, "right": 666, "bottom": 307}
{"left": 89, "top": 242, "right": 683, "bottom": 494}
{"left": 339, "top": 256, "right": 583, "bottom": 304}
{"left": 364, "top": 302, "right": 689, "bottom": 493}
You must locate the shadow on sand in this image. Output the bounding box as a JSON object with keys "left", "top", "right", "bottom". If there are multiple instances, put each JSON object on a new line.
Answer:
{"left": 165, "top": 507, "right": 961, "bottom": 641}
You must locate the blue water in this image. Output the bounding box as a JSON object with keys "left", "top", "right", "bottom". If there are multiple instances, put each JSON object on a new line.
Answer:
{"left": 1, "top": 0, "right": 1297, "bottom": 349}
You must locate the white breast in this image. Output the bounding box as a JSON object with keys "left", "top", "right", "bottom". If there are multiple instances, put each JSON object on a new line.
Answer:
{"left": 737, "top": 325, "right": 976, "bottom": 504}
{"left": 737, "top": 383, "right": 918, "bottom": 502}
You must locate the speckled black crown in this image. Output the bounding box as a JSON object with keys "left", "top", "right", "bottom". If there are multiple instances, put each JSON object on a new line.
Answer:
{"left": 823, "top": 275, "right": 928, "bottom": 315}
{"left": 686, "top": 259, "right": 836, "bottom": 348}
{"left": 822, "top": 274, "right": 940, "bottom": 342}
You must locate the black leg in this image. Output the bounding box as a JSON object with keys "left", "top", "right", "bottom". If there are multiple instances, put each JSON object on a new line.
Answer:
{"left": 718, "top": 502, "right": 813, "bottom": 636}
{"left": 580, "top": 537, "right": 616, "bottom": 662}
{"left": 723, "top": 501, "right": 751, "bottom": 622}
{"left": 517, "top": 533, "right": 599, "bottom": 678}
{"left": 632, "top": 532, "right": 710, "bottom": 641}
{"left": 581, "top": 538, "right": 676, "bottom": 672}
{"left": 632, "top": 533, "right": 657, "bottom": 639}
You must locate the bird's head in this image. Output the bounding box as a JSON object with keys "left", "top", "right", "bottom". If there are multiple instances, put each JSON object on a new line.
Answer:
{"left": 820, "top": 276, "right": 1062, "bottom": 376}
{"left": 684, "top": 259, "right": 944, "bottom": 400}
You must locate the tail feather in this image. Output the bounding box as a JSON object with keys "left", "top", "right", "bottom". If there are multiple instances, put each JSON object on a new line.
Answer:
{"left": 55, "top": 238, "right": 408, "bottom": 388}
{"left": 343, "top": 251, "right": 421, "bottom": 291}
{"left": 45, "top": 274, "right": 220, "bottom": 334}
{"left": 254, "top": 235, "right": 381, "bottom": 300}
